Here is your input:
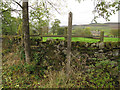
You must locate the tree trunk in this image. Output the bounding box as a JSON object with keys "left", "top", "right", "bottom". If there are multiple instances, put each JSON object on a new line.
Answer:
{"left": 22, "top": 0, "right": 31, "bottom": 63}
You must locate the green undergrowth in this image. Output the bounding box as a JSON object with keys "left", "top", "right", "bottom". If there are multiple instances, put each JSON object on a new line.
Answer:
{"left": 3, "top": 49, "right": 120, "bottom": 88}
{"left": 2, "top": 37, "right": 120, "bottom": 88}
{"left": 3, "top": 57, "right": 119, "bottom": 88}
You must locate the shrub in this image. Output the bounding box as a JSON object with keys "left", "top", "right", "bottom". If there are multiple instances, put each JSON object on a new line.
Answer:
{"left": 73, "top": 27, "right": 92, "bottom": 37}
{"left": 110, "top": 29, "right": 118, "bottom": 37}
{"left": 85, "top": 60, "right": 118, "bottom": 88}
{"left": 57, "top": 27, "right": 65, "bottom": 35}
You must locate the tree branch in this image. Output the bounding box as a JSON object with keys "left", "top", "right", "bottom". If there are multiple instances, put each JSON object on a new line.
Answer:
{"left": 29, "top": 5, "right": 36, "bottom": 10}
{"left": 0, "top": 9, "right": 22, "bottom": 14}
{"left": 12, "top": 0, "right": 23, "bottom": 9}
{"left": 47, "top": 1, "right": 61, "bottom": 14}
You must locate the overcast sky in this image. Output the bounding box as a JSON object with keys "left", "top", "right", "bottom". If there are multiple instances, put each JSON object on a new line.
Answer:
{"left": 52, "top": 0, "right": 118, "bottom": 26}
{"left": 11, "top": 0, "right": 119, "bottom": 26}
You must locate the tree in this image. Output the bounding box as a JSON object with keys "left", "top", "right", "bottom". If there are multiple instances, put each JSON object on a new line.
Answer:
{"left": 1, "top": 0, "right": 64, "bottom": 63}
{"left": 30, "top": 1, "right": 50, "bottom": 35}
{"left": 77, "top": 0, "right": 120, "bottom": 22}
{"left": 1, "top": 2, "right": 18, "bottom": 35}
{"left": 6, "top": 0, "right": 31, "bottom": 63}
{"left": 73, "top": 27, "right": 92, "bottom": 37}
{"left": 77, "top": 0, "right": 120, "bottom": 38}
{"left": 1, "top": 0, "right": 65, "bottom": 63}
{"left": 84, "top": 27, "right": 92, "bottom": 37}
{"left": 57, "top": 27, "right": 65, "bottom": 35}
{"left": 2, "top": 0, "right": 120, "bottom": 64}
{"left": 22, "top": 0, "right": 31, "bottom": 63}
{"left": 51, "top": 19, "right": 61, "bottom": 35}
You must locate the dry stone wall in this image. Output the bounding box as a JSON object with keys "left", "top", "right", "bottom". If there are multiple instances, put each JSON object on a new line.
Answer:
{"left": 31, "top": 39, "right": 120, "bottom": 66}
{"left": 3, "top": 36, "right": 120, "bottom": 66}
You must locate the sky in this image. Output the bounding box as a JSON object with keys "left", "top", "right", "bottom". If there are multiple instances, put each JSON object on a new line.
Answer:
{"left": 52, "top": 0, "right": 118, "bottom": 26}
{"left": 10, "top": 0, "right": 119, "bottom": 26}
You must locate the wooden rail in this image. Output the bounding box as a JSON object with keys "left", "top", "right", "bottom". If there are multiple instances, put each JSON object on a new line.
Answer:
{"left": 30, "top": 35, "right": 66, "bottom": 37}
{"left": 30, "top": 35, "right": 99, "bottom": 38}
{"left": 1, "top": 35, "right": 101, "bottom": 40}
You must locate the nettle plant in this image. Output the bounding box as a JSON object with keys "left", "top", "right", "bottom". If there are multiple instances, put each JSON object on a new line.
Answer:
{"left": 85, "top": 60, "right": 118, "bottom": 88}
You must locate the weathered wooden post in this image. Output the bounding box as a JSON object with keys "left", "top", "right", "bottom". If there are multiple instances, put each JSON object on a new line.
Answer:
{"left": 66, "top": 12, "right": 72, "bottom": 76}
{"left": 64, "top": 27, "right": 67, "bottom": 40}
{"left": 100, "top": 31, "right": 104, "bottom": 42}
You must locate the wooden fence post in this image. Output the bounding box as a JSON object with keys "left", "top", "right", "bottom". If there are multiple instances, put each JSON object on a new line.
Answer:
{"left": 100, "top": 31, "right": 104, "bottom": 42}
{"left": 66, "top": 12, "right": 72, "bottom": 76}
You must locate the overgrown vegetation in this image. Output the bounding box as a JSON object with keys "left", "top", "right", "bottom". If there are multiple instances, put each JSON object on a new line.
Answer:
{"left": 1, "top": 0, "right": 120, "bottom": 88}
{"left": 2, "top": 37, "right": 120, "bottom": 88}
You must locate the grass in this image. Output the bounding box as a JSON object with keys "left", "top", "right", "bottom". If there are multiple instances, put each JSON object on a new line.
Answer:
{"left": 104, "top": 37, "right": 119, "bottom": 42}
{"left": 42, "top": 37, "right": 119, "bottom": 43}
{"left": 2, "top": 38, "right": 120, "bottom": 88}
{"left": 43, "top": 37, "right": 65, "bottom": 41}
{"left": 72, "top": 37, "right": 99, "bottom": 43}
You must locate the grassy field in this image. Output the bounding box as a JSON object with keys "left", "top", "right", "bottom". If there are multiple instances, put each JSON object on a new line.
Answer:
{"left": 42, "top": 37, "right": 119, "bottom": 43}
{"left": 104, "top": 37, "right": 119, "bottom": 42}
{"left": 73, "top": 24, "right": 112, "bottom": 36}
